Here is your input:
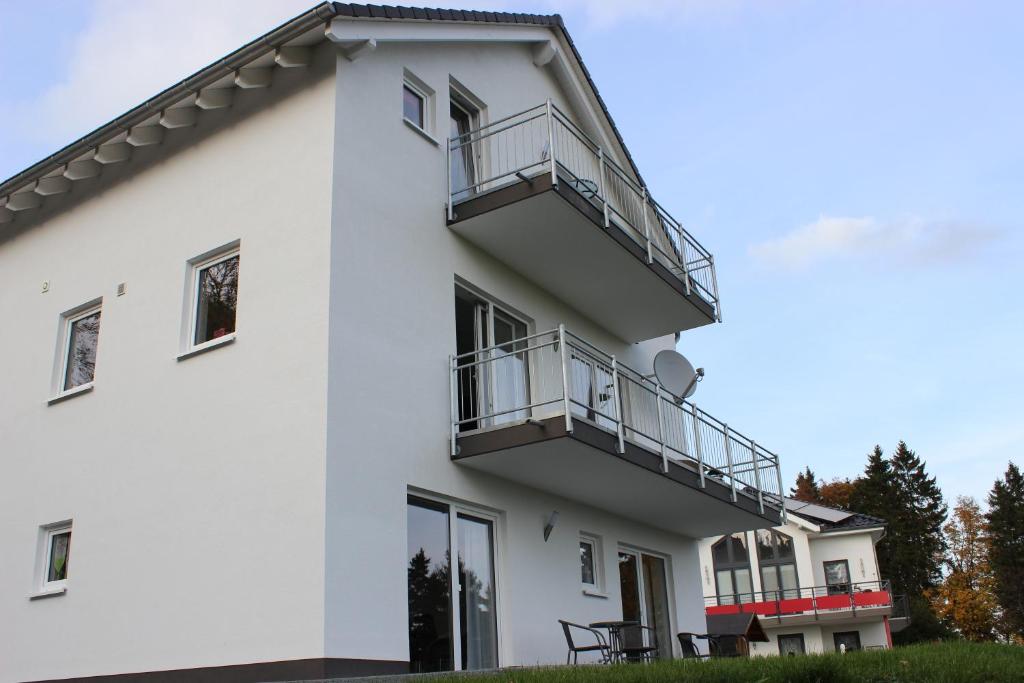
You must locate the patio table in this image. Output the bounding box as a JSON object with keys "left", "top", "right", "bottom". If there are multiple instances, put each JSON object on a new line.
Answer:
{"left": 589, "top": 620, "right": 639, "bottom": 662}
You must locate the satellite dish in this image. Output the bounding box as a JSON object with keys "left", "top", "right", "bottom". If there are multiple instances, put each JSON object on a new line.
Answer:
{"left": 653, "top": 349, "right": 702, "bottom": 399}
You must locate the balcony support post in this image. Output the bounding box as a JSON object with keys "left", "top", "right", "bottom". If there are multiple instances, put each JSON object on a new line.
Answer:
{"left": 751, "top": 439, "right": 765, "bottom": 515}
{"left": 641, "top": 187, "right": 653, "bottom": 265}
{"left": 598, "top": 147, "right": 609, "bottom": 228}
{"left": 449, "top": 354, "right": 458, "bottom": 457}
{"left": 446, "top": 137, "right": 453, "bottom": 222}
{"left": 558, "top": 324, "right": 573, "bottom": 435}
{"left": 610, "top": 355, "right": 625, "bottom": 454}
{"left": 546, "top": 99, "right": 557, "bottom": 188}
{"left": 692, "top": 403, "right": 705, "bottom": 488}
{"left": 724, "top": 424, "right": 737, "bottom": 502}
{"left": 655, "top": 382, "right": 668, "bottom": 473}
{"left": 776, "top": 456, "right": 787, "bottom": 524}
{"left": 679, "top": 224, "right": 692, "bottom": 296}
{"left": 710, "top": 254, "right": 722, "bottom": 322}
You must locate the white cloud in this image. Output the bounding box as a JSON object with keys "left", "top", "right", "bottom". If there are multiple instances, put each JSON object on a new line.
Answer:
{"left": 749, "top": 215, "right": 1000, "bottom": 270}
{"left": 5, "top": 0, "right": 312, "bottom": 149}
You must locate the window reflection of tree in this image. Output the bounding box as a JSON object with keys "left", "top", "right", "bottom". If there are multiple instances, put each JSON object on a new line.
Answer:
{"left": 66, "top": 312, "right": 100, "bottom": 389}
{"left": 196, "top": 256, "right": 239, "bottom": 344}
{"left": 408, "top": 548, "right": 452, "bottom": 673}
{"left": 407, "top": 549, "right": 496, "bottom": 672}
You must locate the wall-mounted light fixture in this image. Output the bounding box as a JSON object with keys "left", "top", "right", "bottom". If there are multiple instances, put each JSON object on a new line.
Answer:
{"left": 543, "top": 511, "right": 559, "bottom": 542}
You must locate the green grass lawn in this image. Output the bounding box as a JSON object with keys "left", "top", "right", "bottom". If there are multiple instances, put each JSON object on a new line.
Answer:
{"left": 439, "top": 642, "right": 1023, "bottom": 683}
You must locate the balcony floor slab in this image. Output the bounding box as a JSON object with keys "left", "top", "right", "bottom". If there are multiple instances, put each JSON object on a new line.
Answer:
{"left": 453, "top": 416, "right": 779, "bottom": 538}
{"left": 448, "top": 174, "right": 716, "bottom": 343}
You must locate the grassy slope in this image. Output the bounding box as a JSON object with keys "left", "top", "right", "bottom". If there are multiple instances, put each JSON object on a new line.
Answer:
{"left": 445, "top": 643, "right": 1024, "bottom": 683}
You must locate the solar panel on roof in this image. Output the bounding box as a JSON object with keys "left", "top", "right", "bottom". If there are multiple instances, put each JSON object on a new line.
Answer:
{"left": 796, "top": 503, "right": 853, "bottom": 523}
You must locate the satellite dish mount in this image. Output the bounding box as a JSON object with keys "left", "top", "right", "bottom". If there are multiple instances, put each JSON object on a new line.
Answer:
{"left": 652, "top": 349, "right": 704, "bottom": 400}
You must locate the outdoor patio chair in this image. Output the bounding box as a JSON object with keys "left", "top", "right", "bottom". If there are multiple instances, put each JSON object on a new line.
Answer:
{"left": 676, "top": 632, "right": 711, "bottom": 660}
{"left": 558, "top": 620, "right": 612, "bottom": 665}
{"left": 619, "top": 623, "right": 659, "bottom": 662}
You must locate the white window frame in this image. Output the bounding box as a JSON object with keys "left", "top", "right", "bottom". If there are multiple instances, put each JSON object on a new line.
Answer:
{"left": 402, "top": 70, "right": 437, "bottom": 144}
{"left": 179, "top": 242, "right": 240, "bottom": 359}
{"left": 579, "top": 532, "right": 605, "bottom": 596}
{"left": 35, "top": 522, "right": 72, "bottom": 597}
{"left": 50, "top": 300, "right": 102, "bottom": 403}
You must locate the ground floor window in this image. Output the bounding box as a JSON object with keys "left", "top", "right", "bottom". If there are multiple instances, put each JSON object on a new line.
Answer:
{"left": 407, "top": 495, "right": 498, "bottom": 673}
{"left": 777, "top": 633, "right": 806, "bottom": 656}
{"left": 833, "top": 630, "right": 862, "bottom": 652}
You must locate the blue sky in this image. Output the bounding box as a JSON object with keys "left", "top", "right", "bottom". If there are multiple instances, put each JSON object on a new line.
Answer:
{"left": 2, "top": 1, "right": 1021, "bottom": 504}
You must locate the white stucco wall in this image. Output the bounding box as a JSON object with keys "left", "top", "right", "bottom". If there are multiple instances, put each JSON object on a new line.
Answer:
{"left": 323, "top": 37, "right": 708, "bottom": 667}
{"left": 808, "top": 532, "right": 882, "bottom": 587}
{"left": 3, "top": 24, "right": 742, "bottom": 681}
{"left": 0, "top": 45, "right": 337, "bottom": 683}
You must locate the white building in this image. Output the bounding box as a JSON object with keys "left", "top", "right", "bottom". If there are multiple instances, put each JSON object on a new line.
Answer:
{"left": 697, "top": 499, "right": 909, "bottom": 656}
{"left": 0, "top": 4, "right": 789, "bottom": 681}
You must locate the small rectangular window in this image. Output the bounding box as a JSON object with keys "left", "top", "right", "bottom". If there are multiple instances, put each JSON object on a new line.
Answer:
{"left": 53, "top": 302, "right": 102, "bottom": 400}
{"left": 403, "top": 84, "right": 425, "bottom": 129}
{"left": 579, "top": 533, "right": 603, "bottom": 593}
{"left": 189, "top": 247, "right": 240, "bottom": 348}
{"left": 41, "top": 523, "right": 72, "bottom": 591}
{"left": 580, "top": 540, "right": 596, "bottom": 586}
{"left": 63, "top": 308, "right": 101, "bottom": 390}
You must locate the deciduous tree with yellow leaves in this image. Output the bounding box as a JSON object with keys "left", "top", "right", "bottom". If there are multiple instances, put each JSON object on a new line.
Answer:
{"left": 930, "top": 496, "right": 999, "bottom": 641}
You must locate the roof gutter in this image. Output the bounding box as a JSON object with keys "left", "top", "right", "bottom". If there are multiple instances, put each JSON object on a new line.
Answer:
{"left": 0, "top": 2, "right": 339, "bottom": 198}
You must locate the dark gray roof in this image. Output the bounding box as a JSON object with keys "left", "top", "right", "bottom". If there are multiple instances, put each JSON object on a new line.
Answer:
{"left": 1, "top": 3, "right": 648, "bottom": 202}
{"left": 784, "top": 497, "right": 886, "bottom": 532}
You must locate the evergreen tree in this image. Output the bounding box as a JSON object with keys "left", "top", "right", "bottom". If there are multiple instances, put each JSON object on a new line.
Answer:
{"left": 790, "top": 466, "right": 822, "bottom": 502}
{"left": 849, "top": 442, "right": 948, "bottom": 643}
{"left": 848, "top": 446, "right": 893, "bottom": 515}
{"left": 987, "top": 462, "right": 1024, "bottom": 639}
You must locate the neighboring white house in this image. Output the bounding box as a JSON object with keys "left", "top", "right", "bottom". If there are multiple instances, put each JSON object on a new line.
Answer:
{"left": 0, "top": 4, "right": 789, "bottom": 681}
{"left": 698, "top": 499, "right": 909, "bottom": 656}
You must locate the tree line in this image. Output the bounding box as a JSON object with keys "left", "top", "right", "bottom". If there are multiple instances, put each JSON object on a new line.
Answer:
{"left": 791, "top": 443, "right": 1023, "bottom": 644}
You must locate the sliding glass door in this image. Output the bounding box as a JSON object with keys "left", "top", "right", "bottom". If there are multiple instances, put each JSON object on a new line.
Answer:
{"left": 618, "top": 549, "right": 673, "bottom": 659}
{"left": 454, "top": 287, "right": 529, "bottom": 430}
{"left": 408, "top": 496, "right": 499, "bottom": 673}
{"left": 458, "top": 514, "right": 498, "bottom": 670}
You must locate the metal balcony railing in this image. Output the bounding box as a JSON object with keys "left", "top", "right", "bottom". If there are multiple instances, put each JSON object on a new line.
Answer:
{"left": 705, "top": 580, "right": 894, "bottom": 618}
{"left": 449, "top": 325, "right": 782, "bottom": 517}
{"left": 447, "top": 102, "right": 721, "bottom": 322}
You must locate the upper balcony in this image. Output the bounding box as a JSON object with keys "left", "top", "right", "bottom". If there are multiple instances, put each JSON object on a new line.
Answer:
{"left": 704, "top": 580, "right": 896, "bottom": 627}
{"left": 449, "top": 326, "right": 783, "bottom": 537}
{"left": 446, "top": 103, "right": 720, "bottom": 343}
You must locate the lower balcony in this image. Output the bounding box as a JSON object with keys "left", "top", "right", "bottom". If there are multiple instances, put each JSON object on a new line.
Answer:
{"left": 705, "top": 580, "right": 895, "bottom": 626}
{"left": 449, "top": 326, "right": 784, "bottom": 538}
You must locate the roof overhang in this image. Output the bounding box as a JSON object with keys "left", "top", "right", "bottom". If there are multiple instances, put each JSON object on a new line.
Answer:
{"left": 0, "top": 3, "right": 648, "bottom": 236}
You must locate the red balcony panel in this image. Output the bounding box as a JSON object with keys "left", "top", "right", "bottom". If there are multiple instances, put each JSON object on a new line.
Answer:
{"left": 853, "top": 590, "right": 891, "bottom": 608}
{"left": 745, "top": 600, "right": 780, "bottom": 616}
{"left": 778, "top": 597, "right": 815, "bottom": 614}
{"left": 814, "top": 594, "right": 853, "bottom": 611}
{"left": 705, "top": 604, "right": 741, "bottom": 616}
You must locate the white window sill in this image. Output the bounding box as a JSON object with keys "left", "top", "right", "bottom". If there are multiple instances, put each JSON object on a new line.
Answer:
{"left": 48, "top": 382, "right": 94, "bottom": 406}
{"left": 582, "top": 588, "right": 608, "bottom": 599}
{"left": 29, "top": 586, "right": 67, "bottom": 600}
{"left": 177, "top": 334, "right": 236, "bottom": 361}
{"left": 404, "top": 118, "right": 440, "bottom": 146}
